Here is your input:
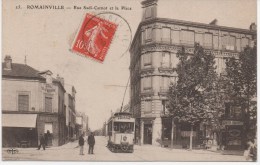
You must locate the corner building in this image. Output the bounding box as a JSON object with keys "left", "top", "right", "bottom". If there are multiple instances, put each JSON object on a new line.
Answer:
{"left": 130, "top": 0, "right": 256, "bottom": 147}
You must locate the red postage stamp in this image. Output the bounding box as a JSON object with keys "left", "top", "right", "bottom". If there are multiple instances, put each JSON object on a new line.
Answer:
{"left": 72, "top": 13, "right": 118, "bottom": 62}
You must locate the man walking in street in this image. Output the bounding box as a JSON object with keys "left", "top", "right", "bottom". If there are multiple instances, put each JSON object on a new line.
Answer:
{"left": 87, "top": 132, "right": 95, "bottom": 154}
{"left": 37, "top": 134, "right": 45, "bottom": 150}
{"left": 78, "top": 134, "right": 85, "bottom": 155}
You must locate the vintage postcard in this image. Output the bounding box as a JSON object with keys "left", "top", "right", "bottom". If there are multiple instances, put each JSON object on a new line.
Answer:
{"left": 2, "top": 0, "right": 257, "bottom": 162}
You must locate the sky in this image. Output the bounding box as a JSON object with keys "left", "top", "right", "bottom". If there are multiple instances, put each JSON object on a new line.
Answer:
{"left": 2, "top": 0, "right": 257, "bottom": 130}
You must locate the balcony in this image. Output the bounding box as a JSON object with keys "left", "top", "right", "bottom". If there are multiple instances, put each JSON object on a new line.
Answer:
{"left": 158, "top": 88, "right": 169, "bottom": 96}
{"left": 140, "top": 66, "right": 155, "bottom": 74}
{"left": 158, "top": 63, "right": 175, "bottom": 73}
{"left": 222, "top": 45, "right": 237, "bottom": 52}
{"left": 141, "top": 89, "right": 154, "bottom": 97}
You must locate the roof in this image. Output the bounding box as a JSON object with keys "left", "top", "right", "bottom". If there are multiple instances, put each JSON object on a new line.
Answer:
{"left": 130, "top": 17, "right": 256, "bottom": 51}
{"left": 2, "top": 63, "right": 44, "bottom": 79}
{"left": 2, "top": 63, "right": 66, "bottom": 92}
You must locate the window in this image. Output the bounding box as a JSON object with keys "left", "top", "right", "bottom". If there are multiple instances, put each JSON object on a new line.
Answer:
{"left": 229, "top": 36, "right": 236, "bottom": 50}
{"left": 171, "top": 53, "right": 179, "bottom": 68}
{"left": 204, "top": 33, "right": 213, "bottom": 48}
{"left": 45, "top": 96, "right": 52, "bottom": 112}
{"left": 144, "top": 100, "right": 152, "bottom": 113}
{"left": 222, "top": 35, "right": 229, "bottom": 47}
{"left": 18, "top": 94, "right": 29, "bottom": 111}
{"left": 141, "top": 31, "right": 145, "bottom": 44}
{"left": 145, "top": 28, "right": 152, "bottom": 41}
{"left": 222, "top": 35, "right": 236, "bottom": 51}
{"left": 143, "top": 77, "right": 152, "bottom": 90}
{"left": 225, "top": 103, "right": 242, "bottom": 119}
{"left": 236, "top": 38, "right": 241, "bottom": 52}
{"left": 171, "top": 30, "right": 180, "bottom": 44}
{"left": 45, "top": 123, "right": 53, "bottom": 133}
{"left": 195, "top": 33, "right": 203, "bottom": 46}
{"left": 180, "top": 30, "right": 194, "bottom": 45}
{"left": 213, "top": 35, "right": 219, "bottom": 49}
{"left": 161, "top": 52, "right": 171, "bottom": 68}
{"left": 162, "top": 27, "right": 171, "bottom": 43}
{"left": 241, "top": 37, "right": 249, "bottom": 51}
{"left": 142, "top": 53, "right": 152, "bottom": 67}
{"left": 160, "top": 77, "right": 170, "bottom": 90}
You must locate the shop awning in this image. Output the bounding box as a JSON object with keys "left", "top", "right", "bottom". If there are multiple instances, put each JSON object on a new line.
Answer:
{"left": 2, "top": 114, "right": 37, "bottom": 128}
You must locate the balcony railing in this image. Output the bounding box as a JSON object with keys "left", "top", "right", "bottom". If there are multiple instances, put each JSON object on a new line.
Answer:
{"left": 158, "top": 64, "right": 174, "bottom": 73}
{"left": 158, "top": 88, "right": 169, "bottom": 95}
{"left": 140, "top": 66, "right": 155, "bottom": 74}
{"left": 141, "top": 89, "right": 154, "bottom": 97}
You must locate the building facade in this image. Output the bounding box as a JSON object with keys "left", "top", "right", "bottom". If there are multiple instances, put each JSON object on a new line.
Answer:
{"left": 64, "top": 86, "right": 77, "bottom": 142}
{"left": 2, "top": 56, "right": 66, "bottom": 147}
{"left": 130, "top": 0, "right": 256, "bottom": 148}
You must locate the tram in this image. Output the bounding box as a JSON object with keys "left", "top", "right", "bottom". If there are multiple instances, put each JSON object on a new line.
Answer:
{"left": 107, "top": 112, "right": 135, "bottom": 153}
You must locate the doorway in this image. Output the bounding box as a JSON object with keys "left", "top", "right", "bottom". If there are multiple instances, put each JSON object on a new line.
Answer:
{"left": 143, "top": 124, "right": 152, "bottom": 144}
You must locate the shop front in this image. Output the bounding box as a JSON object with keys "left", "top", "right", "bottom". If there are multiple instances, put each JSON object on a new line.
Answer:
{"left": 221, "top": 120, "right": 244, "bottom": 150}
{"left": 2, "top": 114, "right": 38, "bottom": 148}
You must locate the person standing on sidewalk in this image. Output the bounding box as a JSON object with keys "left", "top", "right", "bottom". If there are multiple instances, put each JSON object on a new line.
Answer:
{"left": 78, "top": 134, "right": 85, "bottom": 155}
{"left": 37, "top": 134, "right": 46, "bottom": 150}
{"left": 87, "top": 132, "right": 95, "bottom": 154}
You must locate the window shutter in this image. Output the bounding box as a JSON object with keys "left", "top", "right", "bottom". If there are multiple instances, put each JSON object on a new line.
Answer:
{"left": 18, "top": 95, "right": 29, "bottom": 111}
{"left": 45, "top": 97, "right": 52, "bottom": 112}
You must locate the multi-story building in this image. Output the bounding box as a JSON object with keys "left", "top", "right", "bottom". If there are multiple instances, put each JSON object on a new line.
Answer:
{"left": 2, "top": 56, "right": 66, "bottom": 147}
{"left": 64, "top": 86, "right": 77, "bottom": 142}
{"left": 130, "top": 0, "right": 256, "bottom": 149}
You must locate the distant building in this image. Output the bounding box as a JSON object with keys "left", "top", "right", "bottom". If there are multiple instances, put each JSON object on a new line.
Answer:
{"left": 75, "top": 112, "right": 88, "bottom": 138}
{"left": 2, "top": 56, "right": 66, "bottom": 147}
{"left": 130, "top": 0, "right": 256, "bottom": 149}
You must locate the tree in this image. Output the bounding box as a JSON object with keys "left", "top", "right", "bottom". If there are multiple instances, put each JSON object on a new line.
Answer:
{"left": 225, "top": 45, "right": 257, "bottom": 142}
{"left": 168, "top": 43, "right": 219, "bottom": 150}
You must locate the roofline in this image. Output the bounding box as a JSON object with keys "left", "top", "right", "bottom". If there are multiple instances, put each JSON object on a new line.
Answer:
{"left": 2, "top": 75, "right": 66, "bottom": 93}
{"left": 130, "top": 17, "right": 256, "bottom": 51}
{"left": 2, "top": 75, "right": 45, "bottom": 81}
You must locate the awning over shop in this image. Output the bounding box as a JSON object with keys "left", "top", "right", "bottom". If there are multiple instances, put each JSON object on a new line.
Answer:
{"left": 2, "top": 114, "right": 37, "bottom": 128}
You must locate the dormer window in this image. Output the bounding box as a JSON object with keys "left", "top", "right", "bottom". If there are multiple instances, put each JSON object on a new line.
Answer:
{"left": 39, "top": 70, "right": 53, "bottom": 84}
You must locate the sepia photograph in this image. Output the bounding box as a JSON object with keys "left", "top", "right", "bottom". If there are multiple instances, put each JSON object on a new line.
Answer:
{"left": 1, "top": 0, "right": 258, "bottom": 162}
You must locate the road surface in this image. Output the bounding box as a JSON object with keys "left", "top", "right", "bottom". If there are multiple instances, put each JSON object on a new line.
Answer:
{"left": 2, "top": 136, "right": 247, "bottom": 161}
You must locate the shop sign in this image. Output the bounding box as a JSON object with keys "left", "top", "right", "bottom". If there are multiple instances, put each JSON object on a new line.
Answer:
{"left": 42, "top": 83, "right": 56, "bottom": 93}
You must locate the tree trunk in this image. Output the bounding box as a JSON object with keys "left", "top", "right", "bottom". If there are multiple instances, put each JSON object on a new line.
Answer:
{"left": 189, "top": 124, "right": 193, "bottom": 150}
{"left": 171, "top": 118, "right": 174, "bottom": 148}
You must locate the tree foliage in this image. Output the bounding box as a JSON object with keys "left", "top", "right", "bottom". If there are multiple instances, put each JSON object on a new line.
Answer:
{"left": 225, "top": 45, "right": 257, "bottom": 102}
{"left": 168, "top": 43, "right": 220, "bottom": 125}
{"left": 225, "top": 45, "right": 257, "bottom": 139}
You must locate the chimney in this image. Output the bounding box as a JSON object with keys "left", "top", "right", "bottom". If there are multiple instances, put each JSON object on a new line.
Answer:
{"left": 4, "top": 55, "right": 12, "bottom": 70}
{"left": 209, "top": 19, "right": 218, "bottom": 25}
{"left": 141, "top": 0, "right": 158, "bottom": 21}
{"left": 250, "top": 22, "right": 257, "bottom": 31}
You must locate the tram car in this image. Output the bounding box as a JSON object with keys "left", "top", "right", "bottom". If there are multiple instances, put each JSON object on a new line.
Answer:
{"left": 107, "top": 112, "right": 135, "bottom": 153}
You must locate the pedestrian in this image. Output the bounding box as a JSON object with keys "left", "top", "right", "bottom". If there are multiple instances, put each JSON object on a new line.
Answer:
{"left": 79, "top": 134, "right": 85, "bottom": 155}
{"left": 245, "top": 139, "right": 257, "bottom": 161}
{"left": 37, "top": 134, "right": 45, "bottom": 150}
{"left": 87, "top": 132, "right": 95, "bottom": 154}
{"left": 249, "top": 138, "right": 257, "bottom": 161}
